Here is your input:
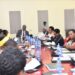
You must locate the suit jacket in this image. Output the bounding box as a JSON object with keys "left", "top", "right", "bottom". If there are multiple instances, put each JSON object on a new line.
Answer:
{"left": 16, "top": 29, "right": 29, "bottom": 38}
{"left": 53, "top": 34, "right": 64, "bottom": 46}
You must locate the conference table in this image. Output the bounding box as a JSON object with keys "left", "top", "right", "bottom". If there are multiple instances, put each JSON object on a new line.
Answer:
{"left": 26, "top": 47, "right": 74, "bottom": 75}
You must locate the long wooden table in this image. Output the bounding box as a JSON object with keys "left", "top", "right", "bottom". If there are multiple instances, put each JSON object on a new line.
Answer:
{"left": 26, "top": 47, "right": 74, "bottom": 75}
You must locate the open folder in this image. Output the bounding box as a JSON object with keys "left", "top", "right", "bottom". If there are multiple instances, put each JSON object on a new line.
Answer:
{"left": 24, "top": 58, "right": 41, "bottom": 71}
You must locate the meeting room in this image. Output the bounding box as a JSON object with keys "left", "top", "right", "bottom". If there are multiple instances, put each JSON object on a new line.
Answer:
{"left": 0, "top": 0, "right": 75, "bottom": 75}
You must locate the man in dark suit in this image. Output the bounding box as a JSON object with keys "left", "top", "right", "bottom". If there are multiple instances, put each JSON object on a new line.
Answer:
{"left": 53, "top": 29, "right": 64, "bottom": 46}
{"left": 16, "top": 25, "right": 29, "bottom": 42}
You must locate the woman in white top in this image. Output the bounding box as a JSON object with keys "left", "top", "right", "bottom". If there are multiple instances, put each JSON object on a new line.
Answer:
{"left": 48, "top": 26, "right": 54, "bottom": 38}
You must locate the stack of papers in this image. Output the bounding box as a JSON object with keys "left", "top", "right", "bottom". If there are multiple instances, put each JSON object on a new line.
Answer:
{"left": 55, "top": 48, "right": 75, "bottom": 54}
{"left": 62, "top": 48, "right": 75, "bottom": 53}
{"left": 43, "top": 42, "right": 52, "bottom": 46}
{"left": 44, "top": 41, "right": 56, "bottom": 46}
{"left": 63, "top": 53, "right": 75, "bottom": 58}
{"left": 62, "top": 48, "right": 70, "bottom": 53}
{"left": 52, "top": 53, "right": 75, "bottom": 62}
{"left": 52, "top": 56, "right": 71, "bottom": 63}
{"left": 52, "top": 73, "right": 68, "bottom": 75}
{"left": 24, "top": 58, "right": 41, "bottom": 71}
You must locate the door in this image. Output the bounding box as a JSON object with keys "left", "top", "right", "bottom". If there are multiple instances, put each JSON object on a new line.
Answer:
{"left": 38, "top": 10, "right": 48, "bottom": 32}
{"left": 64, "top": 9, "right": 75, "bottom": 30}
{"left": 9, "top": 11, "right": 21, "bottom": 34}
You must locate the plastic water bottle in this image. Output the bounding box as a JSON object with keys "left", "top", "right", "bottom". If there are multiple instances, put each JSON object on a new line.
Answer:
{"left": 29, "top": 36, "right": 34, "bottom": 45}
{"left": 32, "top": 38, "right": 36, "bottom": 45}
{"left": 73, "top": 71, "right": 75, "bottom": 75}
{"left": 37, "top": 39, "right": 41, "bottom": 61}
{"left": 30, "top": 37, "right": 33, "bottom": 45}
{"left": 26, "top": 35, "right": 28, "bottom": 41}
{"left": 71, "top": 68, "right": 75, "bottom": 75}
{"left": 26, "top": 35, "right": 31, "bottom": 43}
{"left": 57, "top": 44, "right": 62, "bottom": 57}
{"left": 35, "top": 38, "right": 41, "bottom": 61}
{"left": 56, "top": 44, "right": 63, "bottom": 75}
{"left": 57, "top": 57, "right": 62, "bottom": 75}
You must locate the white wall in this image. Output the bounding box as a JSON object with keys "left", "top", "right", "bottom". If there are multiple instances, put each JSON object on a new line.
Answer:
{"left": 0, "top": 0, "right": 75, "bottom": 37}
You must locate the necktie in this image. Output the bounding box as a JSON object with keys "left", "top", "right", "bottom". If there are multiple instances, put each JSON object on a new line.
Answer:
{"left": 23, "top": 31, "right": 25, "bottom": 41}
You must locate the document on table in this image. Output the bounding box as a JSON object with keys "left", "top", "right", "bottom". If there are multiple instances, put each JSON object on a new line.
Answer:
{"left": 62, "top": 53, "right": 75, "bottom": 61}
{"left": 62, "top": 48, "right": 70, "bottom": 53}
{"left": 52, "top": 73, "right": 68, "bottom": 75}
{"left": 24, "top": 58, "right": 41, "bottom": 71}
{"left": 52, "top": 56, "right": 71, "bottom": 61}
{"left": 44, "top": 42, "right": 52, "bottom": 46}
{"left": 63, "top": 53, "right": 75, "bottom": 58}
{"left": 62, "top": 48, "right": 75, "bottom": 53}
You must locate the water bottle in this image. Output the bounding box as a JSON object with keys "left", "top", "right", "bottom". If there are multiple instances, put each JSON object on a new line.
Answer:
{"left": 33, "top": 38, "right": 35, "bottom": 45}
{"left": 35, "top": 38, "right": 41, "bottom": 61}
{"left": 27, "top": 35, "right": 31, "bottom": 43}
{"left": 37, "top": 39, "right": 41, "bottom": 61}
{"left": 57, "top": 44, "right": 62, "bottom": 57}
{"left": 26, "top": 35, "right": 28, "bottom": 41}
{"left": 57, "top": 57, "right": 62, "bottom": 75}
{"left": 30, "top": 37, "right": 33, "bottom": 45}
{"left": 73, "top": 71, "right": 75, "bottom": 75}
{"left": 31, "top": 37, "right": 35, "bottom": 45}
{"left": 71, "top": 68, "right": 75, "bottom": 75}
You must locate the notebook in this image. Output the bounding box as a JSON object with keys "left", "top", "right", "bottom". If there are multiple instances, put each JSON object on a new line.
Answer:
{"left": 24, "top": 58, "right": 41, "bottom": 71}
{"left": 45, "top": 63, "right": 64, "bottom": 72}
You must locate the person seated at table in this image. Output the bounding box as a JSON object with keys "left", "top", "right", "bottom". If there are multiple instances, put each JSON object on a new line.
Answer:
{"left": 16, "top": 25, "right": 29, "bottom": 42}
{"left": 42, "top": 28, "right": 48, "bottom": 35}
{"left": 0, "top": 29, "right": 10, "bottom": 41}
{"left": 0, "top": 47, "right": 26, "bottom": 75}
{"left": 53, "top": 28, "right": 64, "bottom": 46}
{"left": 0, "top": 29, "right": 3, "bottom": 33}
{"left": 37, "top": 28, "right": 48, "bottom": 40}
{"left": 64, "top": 36, "right": 71, "bottom": 44}
{"left": 0, "top": 29, "right": 5, "bottom": 41}
{"left": 42, "top": 21, "right": 48, "bottom": 35}
{"left": 47, "top": 26, "right": 54, "bottom": 38}
{"left": 37, "top": 21, "right": 48, "bottom": 39}
{"left": 64, "top": 29, "right": 75, "bottom": 50}
{"left": 3, "top": 29, "right": 8, "bottom": 37}
{"left": 0, "top": 30, "right": 17, "bottom": 54}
